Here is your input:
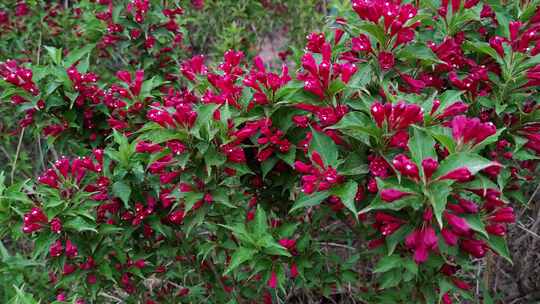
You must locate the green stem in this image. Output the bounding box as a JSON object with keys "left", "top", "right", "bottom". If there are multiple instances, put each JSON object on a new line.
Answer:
{"left": 10, "top": 128, "right": 26, "bottom": 184}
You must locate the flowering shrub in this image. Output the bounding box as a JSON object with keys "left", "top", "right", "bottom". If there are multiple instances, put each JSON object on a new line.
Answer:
{"left": 2, "top": 0, "right": 540, "bottom": 303}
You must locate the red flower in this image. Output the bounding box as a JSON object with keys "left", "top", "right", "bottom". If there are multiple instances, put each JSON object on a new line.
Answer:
{"left": 378, "top": 52, "right": 395, "bottom": 70}
{"left": 392, "top": 154, "right": 419, "bottom": 179}
{"left": 451, "top": 115, "right": 496, "bottom": 146}
{"left": 65, "top": 239, "right": 78, "bottom": 258}
{"left": 460, "top": 239, "right": 488, "bottom": 258}
{"left": 49, "top": 240, "right": 63, "bottom": 257}
{"left": 438, "top": 167, "right": 472, "bottom": 182}
{"left": 352, "top": 34, "right": 372, "bottom": 53}
{"left": 421, "top": 158, "right": 439, "bottom": 179}
{"left": 374, "top": 212, "right": 404, "bottom": 236}
{"left": 290, "top": 263, "right": 299, "bottom": 278}
{"left": 444, "top": 212, "right": 470, "bottom": 234}
{"left": 405, "top": 227, "right": 438, "bottom": 263}
{"left": 116, "top": 70, "right": 144, "bottom": 97}
{"left": 267, "top": 271, "right": 277, "bottom": 289}
{"left": 380, "top": 189, "right": 412, "bottom": 202}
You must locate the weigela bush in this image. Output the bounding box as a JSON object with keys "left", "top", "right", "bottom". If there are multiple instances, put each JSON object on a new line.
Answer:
{"left": 2, "top": 0, "right": 540, "bottom": 303}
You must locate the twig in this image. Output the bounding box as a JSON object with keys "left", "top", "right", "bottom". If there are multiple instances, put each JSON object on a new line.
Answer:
{"left": 37, "top": 136, "right": 45, "bottom": 172}
{"left": 0, "top": 145, "right": 12, "bottom": 163}
{"left": 10, "top": 128, "right": 25, "bottom": 184}
{"left": 98, "top": 292, "right": 123, "bottom": 303}
{"left": 526, "top": 182, "right": 540, "bottom": 207}
{"left": 516, "top": 222, "right": 540, "bottom": 239}
{"left": 319, "top": 242, "right": 356, "bottom": 250}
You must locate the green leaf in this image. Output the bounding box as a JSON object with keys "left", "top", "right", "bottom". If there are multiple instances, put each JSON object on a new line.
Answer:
{"left": 64, "top": 217, "right": 97, "bottom": 233}
{"left": 330, "top": 180, "right": 358, "bottom": 217}
{"left": 327, "top": 80, "right": 346, "bottom": 96}
{"left": 139, "top": 76, "right": 162, "bottom": 98}
{"left": 379, "top": 269, "right": 402, "bottom": 289}
{"left": 471, "top": 128, "right": 505, "bottom": 153}
{"left": 289, "top": 191, "right": 329, "bottom": 213}
{"left": 261, "top": 157, "right": 279, "bottom": 178}
{"left": 463, "top": 41, "right": 500, "bottom": 61}
{"left": 485, "top": 235, "right": 512, "bottom": 264}
{"left": 112, "top": 181, "right": 131, "bottom": 208}
{"left": 399, "top": 44, "right": 442, "bottom": 64}
{"left": 205, "top": 146, "right": 227, "bottom": 167}
{"left": 427, "top": 180, "right": 453, "bottom": 228}
{"left": 253, "top": 205, "right": 268, "bottom": 238}
{"left": 224, "top": 247, "right": 257, "bottom": 275}
{"left": 44, "top": 46, "right": 62, "bottom": 65}
{"left": 373, "top": 255, "right": 402, "bottom": 273}
{"left": 263, "top": 242, "right": 292, "bottom": 257}
{"left": 184, "top": 192, "right": 204, "bottom": 213}
{"left": 359, "top": 194, "right": 421, "bottom": 214}
{"left": 357, "top": 23, "right": 386, "bottom": 45}
{"left": 385, "top": 225, "right": 413, "bottom": 256}
{"left": 427, "top": 126, "right": 456, "bottom": 153}
{"left": 64, "top": 44, "right": 96, "bottom": 67}
{"left": 136, "top": 126, "right": 187, "bottom": 144}
{"left": 464, "top": 214, "right": 488, "bottom": 238}
{"left": 192, "top": 104, "right": 220, "bottom": 140}
{"left": 339, "top": 153, "right": 369, "bottom": 176}
{"left": 433, "top": 153, "right": 493, "bottom": 179}
{"left": 460, "top": 175, "right": 498, "bottom": 192}
{"left": 274, "top": 81, "right": 304, "bottom": 101}
{"left": 408, "top": 127, "right": 437, "bottom": 171}
{"left": 330, "top": 111, "right": 379, "bottom": 139}
{"left": 309, "top": 127, "right": 339, "bottom": 167}
{"left": 277, "top": 146, "right": 296, "bottom": 166}
{"left": 11, "top": 285, "right": 38, "bottom": 304}
{"left": 438, "top": 278, "right": 454, "bottom": 302}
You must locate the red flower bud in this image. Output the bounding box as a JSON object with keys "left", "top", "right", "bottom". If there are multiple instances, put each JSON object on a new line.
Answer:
{"left": 421, "top": 158, "right": 439, "bottom": 179}
{"left": 378, "top": 52, "right": 395, "bottom": 70}
{"left": 444, "top": 212, "right": 470, "bottom": 234}
{"left": 267, "top": 271, "right": 277, "bottom": 289}
{"left": 380, "top": 189, "right": 412, "bottom": 202}
{"left": 352, "top": 34, "right": 372, "bottom": 53}
{"left": 50, "top": 240, "right": 63, "bottom": 257}
{"left": 370, "top": 102, "right": 385, "bottom": 128}
{"left": 439, "top": 167, "right": 472, "bottom": 182}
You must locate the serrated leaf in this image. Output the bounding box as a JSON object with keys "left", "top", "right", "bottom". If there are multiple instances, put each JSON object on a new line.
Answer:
{"left": 112, "top": 181, "right": 131, "bottom": 208}
{"left": 373, "top": 255, "right": 402, "bottom": 273}
{"left": 433, "top": 153, "right": 493, "bottom": 179}
{"left": 379, "top": 269, "right": 402, "bottom": 289}
{"left": 184, "top": 192, "right": 204, "bottom": 213}
{"left": 44, "top": 46, "right": 62, "bottom": 65}
{"left": 359, "top": 194, "right": 421, "bottom": 214}
{"left": 463, "top": 41, "right": 499, "bottom": 61}
{"left": 485, "top": 235, "right": 512, "bottom": 264}
{"left": 357, "top": 23, "right": 386, "bottom": 45}
{"left": 427, "top": 126, "right": 456, "bottom": 153}
{"left": 224, "top": 247, "right": 257, "bottom": 275}
{"left": 277, "top": 146, "right": 296, "bottom": 166}
{"left": 330, "top": 180, "right": 358, "bottom": 217}
{"left": 309, "top": 127, "right": 339, "bottom": 167}
{"left": 64, "top": 44, "right": 96, "bottom": 67}
{"left": 192, "top": 104, "right": 220, "bottom": 140}
{"left": 464, "top": 214, "right": 488, "bottom": 238}
{"left": 289, "top": 191, "right": 329, "bottom": 213}
{"left": 64, "top": 217, "right": 97, "bottom": 233}
{"left": 428, "top": 180, "right": 453, "bottom": 228}
{"left": 253, "top": 205, "right": 268, "bottom": 238}
{"left": 408, "top": 127, "right": 437, "bottom": 171}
